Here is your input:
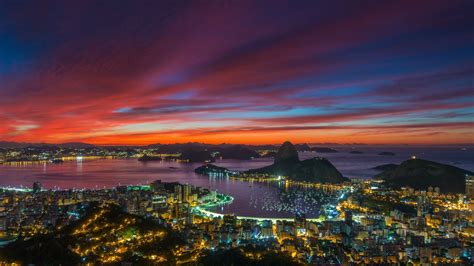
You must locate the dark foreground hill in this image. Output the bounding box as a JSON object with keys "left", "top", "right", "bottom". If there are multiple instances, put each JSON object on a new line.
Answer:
{"left": 199, "top": 247, "right": 301, "bottom": 266}
{"left": 375, "top": 158, "right": 472, "bottom": 193}
{"left": 247, "top": 141, "right": 348, "bottom": 183}
{"left": 0, "top": 204, "right": 301, "bottom": 265}
{"left": 0, "top": 204, "right": 185, "bottom": 264}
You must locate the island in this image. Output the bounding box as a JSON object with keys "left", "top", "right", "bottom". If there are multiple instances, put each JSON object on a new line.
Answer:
{"left": 247, "top": 141, "right": 348, "bottom": 183}
{"left": 138, "top": 155, "right": 162, "bottom": 162}
{"left": 311, "top": 147, "right": 338, "bottom": 153}
{"left": 349, "top": 150, "right": 363, "bottom": 154}
{"left": 375, "top": 158, "right": 473, "bottom": 193}
{"left": 378, "top": 152, "right": 395, "bottom": 156}
{"left": 195, "top": 164, "right": 238, "bottom": 176}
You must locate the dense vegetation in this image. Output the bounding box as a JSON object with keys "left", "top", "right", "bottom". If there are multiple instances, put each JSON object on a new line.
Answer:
{"left": 376, "top": 159, "right": 472, "bottom": 193}
{"left": 198, "top": 247, "right": 302, "bottom": 266}
{"left": 0, "top": 204, "right": 184, "bottom": 264}
{"left": 248, "top": 142, "right": 348, "bottom": 183}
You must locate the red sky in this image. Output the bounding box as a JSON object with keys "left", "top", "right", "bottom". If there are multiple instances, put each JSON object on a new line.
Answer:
{"left": 0, "top": 0, "right": 473, "bottom": 145}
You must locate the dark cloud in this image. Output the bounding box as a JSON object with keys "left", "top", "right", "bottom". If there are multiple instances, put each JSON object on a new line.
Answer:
{"left": 0, "top": 0, "right": 472, "bottom": 144}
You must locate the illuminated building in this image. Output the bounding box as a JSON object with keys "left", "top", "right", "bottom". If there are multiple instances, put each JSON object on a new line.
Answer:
{"left": 32, "top": 182, "right": 42, "bottom": 193}
{"left": 294, "top": 212, "right": 306, "bottom": 229}
{"left": 152, "top": 195, "right": 167, "bottom": 212}
{"left": 173, "top": 202, "right": 191, "bottom": 222}
{"left": 0, "top": 215, "right": 6, "bottom": 236}
{"left": 465, "top": 175, "right": 474, "bottom": 199}
{"left": 260, "top": 220, "right": 273, "bottom": 238}
{"left": 151, "top": 180, "right": 164, "bottom": 192}
{"left": 183, "top": 184, "right": 191, "bottom": 203}
{"left": 174, "top": 185, "right": 183, "bottom": 203}
{"left": 223, "top": 214, "right": 237, "bottom": 228}
{"left": 126, "top": 196, "right": 140, "bottom": 215}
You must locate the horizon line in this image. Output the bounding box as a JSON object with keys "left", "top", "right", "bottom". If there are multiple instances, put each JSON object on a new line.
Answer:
{"left": 1, "top": 140, "right": 473, "bottom": 147}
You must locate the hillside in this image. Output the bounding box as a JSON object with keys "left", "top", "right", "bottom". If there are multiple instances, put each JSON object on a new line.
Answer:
{"left": 195, "top": 164, "right": 237, "bottom": 175}
{"left": 179, "top": 149, "right": 214, "bottom": 163}
{"left": 247, "top": 141, "right": 348, "bottom": 183}
{"left": 0, "top": 204, "right": 185, "bottom": 264}
{"left": 375, "top": 158, "right": 472, "bottom": 193}
{"left": 291, "top": 157, "right": 346, "bottom": 183}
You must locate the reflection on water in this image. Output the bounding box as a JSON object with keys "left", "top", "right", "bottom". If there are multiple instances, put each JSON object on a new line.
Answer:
{"left": 244, "top": 185, "right": 340, "bottom": 217}
{"left": 0, "top": 159, "right": 297, "bottom": 217}
{"left": 0, "top": 146, "right": 472, "bottom": 218}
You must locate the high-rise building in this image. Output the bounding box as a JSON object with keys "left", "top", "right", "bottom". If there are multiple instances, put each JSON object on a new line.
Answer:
{"left": 173, "top": 202, "right": 190, "bottom": 221}
{"left": 466, "top": 175, "right": 474, "bottom": 199}
{"left": 174, "top": 185, "right": 183, "bottom": 203}
{"left": 183, "top": 184, "right": 192, "bottom": 203}
{"left": 223, "top": 214, "right": 237, "bottom": 228}
{"left": 345, "top": 211, "right": 353, "bottom": 226}
{"left": 127, "top": 196, "right": 140, "bottom": 215}
{"left": 294, "top": 212, "right": 306, "bottom": 228}
{"left": 150, "top": 180, "right": 164, "bottom": 192}
{"left": 32, "top": 182, "right": 42, "bottom": 193}
{"left": 0, "top": 215, "right": 6, "bottom": 236}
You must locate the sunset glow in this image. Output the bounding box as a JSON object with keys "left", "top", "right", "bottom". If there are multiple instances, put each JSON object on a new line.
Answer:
{"left": 0, "top": 0, "right": 473, "bottom": 145}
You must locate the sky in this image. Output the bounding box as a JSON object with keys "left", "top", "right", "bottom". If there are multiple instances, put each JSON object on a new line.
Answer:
{"left": 0, "top": 0, "right": 473, "bottom": 145}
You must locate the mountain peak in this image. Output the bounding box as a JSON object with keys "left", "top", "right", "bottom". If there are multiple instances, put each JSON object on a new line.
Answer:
{"left": 274, "top": 141, "right": 299, "bottom": 164}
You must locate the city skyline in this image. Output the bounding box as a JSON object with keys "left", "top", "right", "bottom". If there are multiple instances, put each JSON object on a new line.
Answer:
{"left": 1, "top": 2, "right": 473, "bottom": 263}
{"left": 1, "top": 0, "right": 473, "bottom": 145}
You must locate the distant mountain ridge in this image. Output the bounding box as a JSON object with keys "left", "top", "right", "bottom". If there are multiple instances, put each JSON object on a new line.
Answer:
{"left": 373, "top": 164, "right": 398, "bottom": 171}
{"left": 146, "top": 142, "right": 316, "bottom": 160}
{"left": 217, "top": 145, "right": 260, "bottom": 160}
{"left": 0, "top": 141, "right": 96, "bottom": 149}
{"left": 311, "top": 147, "right": 338, "bottom": 153}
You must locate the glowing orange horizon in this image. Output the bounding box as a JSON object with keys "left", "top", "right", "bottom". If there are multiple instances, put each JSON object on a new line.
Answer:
{"left": 5, "top": 125, "right": 473, "bottom": 146}
{"left": 1, "top": 1, "right": 473, "bottom": 146}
